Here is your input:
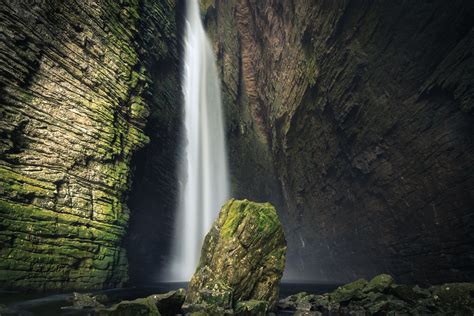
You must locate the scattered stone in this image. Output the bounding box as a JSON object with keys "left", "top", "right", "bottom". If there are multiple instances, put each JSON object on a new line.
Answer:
{"left": 185, "top": 199, "right": 286, "bottom": 312}
{"left": 277, "top": 274, "right": 474, "bottom": 315}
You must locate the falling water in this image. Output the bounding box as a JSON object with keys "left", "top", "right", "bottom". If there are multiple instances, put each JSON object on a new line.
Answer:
{"left": 165, "top": 0, "right": 230, "bottom": 281}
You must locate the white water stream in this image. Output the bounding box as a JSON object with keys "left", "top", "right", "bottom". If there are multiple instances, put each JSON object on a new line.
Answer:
{"left": 165, "top": 0, "right": 230, "bottom": 281}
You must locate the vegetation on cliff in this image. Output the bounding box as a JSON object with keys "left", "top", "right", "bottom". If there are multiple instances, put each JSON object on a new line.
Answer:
{"left": 0, "top": 0, "right": 177, "bottom": 290}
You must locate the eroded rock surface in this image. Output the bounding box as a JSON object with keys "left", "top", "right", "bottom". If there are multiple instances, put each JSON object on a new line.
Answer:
{"left": 185, "top": 199, "right": 286, "bottom": 313}
{"left": 206, "top": 0, "right": 474, "bottom": 284}
{"left": 0, "top": 0, "right": 177, "bottom": 290}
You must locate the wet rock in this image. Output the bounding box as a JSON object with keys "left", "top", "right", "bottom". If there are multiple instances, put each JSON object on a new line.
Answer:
{"left": 293, "top": 311, "right": 322, "bottom": 316}
{"left": 278, "top": 276, "right": 474, "bottom": 315}
{"left": 234, "top": 300, "right": 268, "bottom": 316}
{"left": 277, "top": 292, "right": 309, "bottom": 310}
{"left": 61, "top": 292, "right": 106, "bottom": 312}
{"left": 97, "top": 289, "right": 185, "bottom": 316}
{"left": 430, "top": 283, "right": 474, "bottom": 314}
{"left": 185, "top": 199, "right": 286, "bottom": 311}
{"left": 363, "top": 274, "right": 394, "bottom": 293}
{"left": 390, "top": 284, "right": 429, "bottom": 302}
{"left": 97, "top": 297, "right": 161, "bottom": 316}
{"left": 153, "top": 289, "right": 187, "bottom": 315}
{"left": 330, "top": 278, "right": 368, "bottom": 303}
{"left": 71, "top": 292, "right": 105, "bottom": 308}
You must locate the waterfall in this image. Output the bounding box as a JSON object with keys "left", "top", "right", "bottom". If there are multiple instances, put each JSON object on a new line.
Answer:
{"left": 165, "top": 0, "right": 230, "bottom": 281}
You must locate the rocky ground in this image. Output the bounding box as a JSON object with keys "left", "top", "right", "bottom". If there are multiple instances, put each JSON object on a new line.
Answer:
{"left": 2, "top": 276, "right": 473, "bottom": 315}
{"left": 278, "top": 274, "right": 474, "bottom": 315}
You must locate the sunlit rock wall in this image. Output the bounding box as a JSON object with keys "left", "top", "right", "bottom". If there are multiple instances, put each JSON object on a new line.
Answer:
{"left": 206, "top": 0, "right": 474, "bottom": 284}
{"left": 0, "top": 0, "right": 176, "bottom": 290}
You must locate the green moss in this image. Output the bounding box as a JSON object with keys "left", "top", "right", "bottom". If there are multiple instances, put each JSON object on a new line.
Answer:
{"left": 364, "top": 274, "right": 394, "bottom": 293}
{"left": 0, "top": 0, "right": 178, "bottom": 291}
{"left": 234, "top": 300, "right": 268, "bottom": 315}
{"left": 97, "top": 296, "right": 161, "bottom": 316}
{"left": 187, "top": 199, "right": 285, "bottom": 310}
{"left": 0, "top": 166, "right": 56, "bottom": 193}
{"left": 330, "top": 278, "right": 368, "bottom": 303}
{"left": 220, "top": 199, "right": 242, "bottom": 237}
{"left": 221, "top": 199, "right": 280, "bottom": 238}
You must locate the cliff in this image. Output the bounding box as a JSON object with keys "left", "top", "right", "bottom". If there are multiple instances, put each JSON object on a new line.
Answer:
{"left": 206, "top": 0, "right": 474, "bottom": 284}
{"left": 0, "top": 0, "right": 178, "bottom": 290}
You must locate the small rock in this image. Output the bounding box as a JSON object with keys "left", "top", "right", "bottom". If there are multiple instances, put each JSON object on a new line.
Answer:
{"left": 330, "top": 278, "right": 368, "bottom": 303}
{"left": 293, "top": 311, "right": 322, "bottom": 316}
{"left": 154, "top": 289, "right": 187, "bottom": 315}
{"left": 97, "top": 289, "right": 185, "bottom": 316}
{"left": 62, "top": 292, "right": 105, "bottom": 311}
{"left": 234, "top": 300, "right": 268, "bottom": 316}
{"left": 390, "top": 284, "right": 427, "bottom": 302}
{"left": 363, "top": 274, "right": 394, "bottom": 293}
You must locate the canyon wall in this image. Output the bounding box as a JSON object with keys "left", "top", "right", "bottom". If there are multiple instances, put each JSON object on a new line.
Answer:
{"left": 0, "top": 0, "right": 177, "bottom": 290}
{"left": 206, "top": 0, "right": 474, "bottom": 284}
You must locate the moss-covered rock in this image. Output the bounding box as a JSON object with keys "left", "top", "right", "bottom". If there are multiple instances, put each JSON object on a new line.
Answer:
{"left": 234, "top": 300, "right": 268, "bottom": 316}
{"left": 0, "top": 0, "right": 177, "bottom": 290}
{"left": 278, "top": 275, "right": 474, "bottom": 315}
{"left": 185, "top": 199, "right": 286, "bottom": 311}
{"left": 330, "top": 278, "right": 368, "bottom": 303}
{"left": 97, "top": 289, "right": 185, "bottom": 316}
{"left": 97, "top": 297, "right": 161, "bottom": 316}
{"left": 363, "top": 274, "right": 394, "bottom": 293}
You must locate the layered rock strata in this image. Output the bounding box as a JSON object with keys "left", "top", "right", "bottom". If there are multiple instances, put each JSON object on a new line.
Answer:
{"left": 0, "top": 0, "right": 177, "bottom": 290}
{"left": 206, "top": 0, "right": 474, "bottom": 283}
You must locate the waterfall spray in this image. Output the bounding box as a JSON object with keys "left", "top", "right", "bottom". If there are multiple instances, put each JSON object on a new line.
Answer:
{"left": 165, "top": 0, "right": 230, "bottom": 281}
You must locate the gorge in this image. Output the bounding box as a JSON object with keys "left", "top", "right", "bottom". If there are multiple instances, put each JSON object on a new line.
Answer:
{"left": 0, "top": 0, "right": 473, "bottom": 314}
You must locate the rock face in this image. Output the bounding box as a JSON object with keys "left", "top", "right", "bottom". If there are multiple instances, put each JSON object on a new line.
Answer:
{"left": 0, "top": 0, "right": 178, "bottom": 290}
{"left": 124, "top": 0, "right": 181, "bottom": 286}
{"left": 205, "top": 0, "right": 474, "bottom": 283}
{"left": 278, "top": 274, "right": 474, "bottom": 315}
{"left": 185, "top": 199, "right": 286, "bottom": 312}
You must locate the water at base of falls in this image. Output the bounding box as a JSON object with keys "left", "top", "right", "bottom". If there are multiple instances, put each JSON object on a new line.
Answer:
{"left": 163, "top": 0, "right": 230, "bottom": 282}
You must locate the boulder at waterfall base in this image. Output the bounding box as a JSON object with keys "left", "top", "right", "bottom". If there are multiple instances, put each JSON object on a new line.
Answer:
{"left": 184, "top": 199, "right": 286, "bottom": 313}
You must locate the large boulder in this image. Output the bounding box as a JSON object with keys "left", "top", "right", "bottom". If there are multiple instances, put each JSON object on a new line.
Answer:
{"left": 185, "top": 199, "right": 286, "bottom": 312}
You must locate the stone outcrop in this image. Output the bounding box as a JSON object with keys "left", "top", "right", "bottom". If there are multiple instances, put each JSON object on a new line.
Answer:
{"left": 0, "top": 0, "right": 177, "bottom": 290}
{"left": 185, "top": 199, "right": 286, "bottom": 312}
{"left": 278, "top": 274, "right": 474, "bottom": 315}
{"left": 205, "top": 0, "right": 474, "bottom": 284}
{"left": 97, "top": 289, "right": 186, "bottom": 316}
